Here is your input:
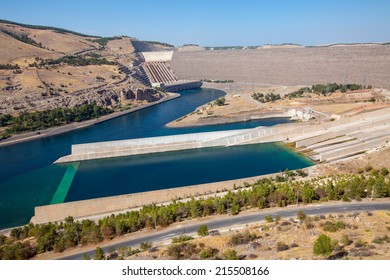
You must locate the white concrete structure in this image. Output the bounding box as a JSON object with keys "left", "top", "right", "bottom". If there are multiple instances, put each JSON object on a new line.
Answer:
{"left": 141, "top": 51, "right": 173, "bottom": 62}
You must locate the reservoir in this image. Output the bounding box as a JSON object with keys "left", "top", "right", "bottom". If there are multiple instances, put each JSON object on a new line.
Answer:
{"left": 0, "top": 88, "right": 312, "bottom": 229}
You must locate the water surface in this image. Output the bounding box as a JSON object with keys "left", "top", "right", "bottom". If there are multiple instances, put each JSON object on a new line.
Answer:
{"left": 0, "top": 88, "right": 309, "bottom": 229}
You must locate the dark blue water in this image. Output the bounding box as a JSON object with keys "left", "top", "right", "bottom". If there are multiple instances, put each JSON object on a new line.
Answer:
{"left": 0, "top": 88, "right": 309, "bottom": 229}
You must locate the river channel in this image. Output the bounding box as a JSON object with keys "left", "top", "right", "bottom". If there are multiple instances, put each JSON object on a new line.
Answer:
{"left": 0, "top": 88, "right": 312, "bottom": 229}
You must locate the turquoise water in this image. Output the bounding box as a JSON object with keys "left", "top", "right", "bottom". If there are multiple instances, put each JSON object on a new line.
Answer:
{"left": 0, "top": 88, "right": 311, "bottom": 229}
{"left": 65, "top": 143, "right": 312, "bottom": 202}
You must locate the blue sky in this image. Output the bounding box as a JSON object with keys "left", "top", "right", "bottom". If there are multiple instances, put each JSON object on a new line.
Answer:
{"left": 0, "top": 0, "right": 389, "bottom": 46}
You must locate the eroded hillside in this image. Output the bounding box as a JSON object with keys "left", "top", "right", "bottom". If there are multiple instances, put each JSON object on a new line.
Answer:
{"left": 0, "top": 20, "right": 161, "bottom": 115}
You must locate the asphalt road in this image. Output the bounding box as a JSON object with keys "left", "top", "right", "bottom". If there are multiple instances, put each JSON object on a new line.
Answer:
{"left": 58, "top": 201, "right": 390, "bottom": 260}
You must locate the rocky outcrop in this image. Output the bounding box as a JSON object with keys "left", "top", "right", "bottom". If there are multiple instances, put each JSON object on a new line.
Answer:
{"left": 64, "top": 86, "right": 162, "bottom": 108}
{"left": 1, "top": 85, "right": 163, "bottom": 114}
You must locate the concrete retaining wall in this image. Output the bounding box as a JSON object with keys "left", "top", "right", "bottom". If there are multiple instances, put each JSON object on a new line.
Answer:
{"left": 56, "top": 123, "right": 306, "bottom": 164}
{"left": 320, "top": 135, "right": 390, "bottom": 161}
{"left": 56, "top": 129, "right": 248, "bottom": 163}
{"left": 31, "top": 172, "right": 280, "bottom": 224}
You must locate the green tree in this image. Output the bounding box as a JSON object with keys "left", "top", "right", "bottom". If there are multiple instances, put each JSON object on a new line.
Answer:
{"left": 230, "top": 200, "right": 241, "bottom": 215}
{"left": 94, "top": 247, "right": 105, "bottom": 260}
{"left": 301, "top": 183, "right": 317, "bottom": 203}
{"left": 197, "top": 225, "right": 209, "bottom": 237}
{"left": 313, "top": 234, "right": 333, "bottom": 256}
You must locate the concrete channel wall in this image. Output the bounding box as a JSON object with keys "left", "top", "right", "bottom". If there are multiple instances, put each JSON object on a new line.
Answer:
{"left": 31, "top": 172, "right": 281, "bottom": 224}
{"left": 55, "top": 125, "right": 298, "bottom": 163}
{"left": 56, "top": 129, "right": 248, "bottom": 163}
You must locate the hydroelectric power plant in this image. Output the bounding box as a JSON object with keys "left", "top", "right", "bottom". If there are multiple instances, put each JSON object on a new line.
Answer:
{"left": 135, "top": 51, "right": 202, "bottom": 92}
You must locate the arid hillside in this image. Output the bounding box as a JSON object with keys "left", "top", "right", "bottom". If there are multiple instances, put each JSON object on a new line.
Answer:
{"left": 171, "top": 45, "right": 390, "bottom": 87}
{"left": 0, "top": 20, "right": 160, "bottom": 115}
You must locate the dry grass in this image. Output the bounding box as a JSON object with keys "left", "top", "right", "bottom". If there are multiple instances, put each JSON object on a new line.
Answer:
{"left": 123, "top": 210, "right": 390, "bottom": 260}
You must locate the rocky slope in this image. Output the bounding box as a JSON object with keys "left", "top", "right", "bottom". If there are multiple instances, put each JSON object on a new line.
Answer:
{"left": 0, "top": 20, "right": 162, "bottom": 114}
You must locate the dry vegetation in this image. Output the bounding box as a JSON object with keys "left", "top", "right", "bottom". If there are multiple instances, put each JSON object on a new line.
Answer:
{"left": 0, "top": 22, "right": 157, "bottom": 116}
{"left": 104, "top": 210, "right": 390, "bottom": 260}
{"left": 168, "top": 83, "right": 390, "bottom": 127}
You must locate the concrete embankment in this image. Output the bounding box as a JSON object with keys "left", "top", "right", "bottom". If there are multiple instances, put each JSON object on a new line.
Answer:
{"left": 55, "top": 123, "right": 294, "bottom": 163}
{"left": 31, "top": 171, "right": 287, "bottom": 224}
{"left": 166, "top": 112, "right": 290, "bottom": 128}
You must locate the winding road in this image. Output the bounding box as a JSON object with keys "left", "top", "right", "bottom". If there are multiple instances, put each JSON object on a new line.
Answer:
{"left": 57, "top": 200, "right": 390, "bottom": 260}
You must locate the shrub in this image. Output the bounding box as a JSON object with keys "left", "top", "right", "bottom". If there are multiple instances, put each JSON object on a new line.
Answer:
{"left": 94, "top": 247, "right": 105, "bottom": 260}
{"left": 372, "top": 235, "right": 390, "bottom": 244}
{"left": 224, "top": 249, "right": 238, "bottom": 260}
{"left": 297, "top": 210, "right": 307, "bottom": 221}
{"left": 321, "top": 221, "right": 346, "bottom": 232}
{"left": 166, "top": 242, "right": 198, "bottom": 259}
{"left": 264, "top": 215, "right": 274, "bottom": 223}
{"left": 354, "top": 239, "right": 368, "bottom": 248}
{"left": 228, "top": 231, "right": 257, "bottom": 246}
{"left": 380, "top": 167, "right": 389, "bottom": 176}
{"left": 214, "top": 97, "right": 226, "bottom": 106}
{"left": 197, "top": 225, "right": 209, "bottom": 237}
{"left": 140, "top": 242, "right": 152, "bottom": 251}
{"left": 199, "top": 247, "right": 219, "bottom": 259}
{"left": 172, "top": 235, "right": 194, "bottom": 243}
{"left": 341, "top": 235, "right": 352, "bottom": 246}
{"left": 313, "top": 234, "right": 333, "bottom": 256}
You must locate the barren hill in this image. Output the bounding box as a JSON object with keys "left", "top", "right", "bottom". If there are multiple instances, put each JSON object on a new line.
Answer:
{"left": 0, "top": 20, "right": 161, "bottom": 115}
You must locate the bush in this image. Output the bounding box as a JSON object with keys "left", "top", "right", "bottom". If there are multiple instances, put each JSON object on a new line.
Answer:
{"left": 166, "top": 242, "right": 198, "bottom": 259}
{"left": 296, "top": 210, "right": 307, "bottom": 221}
{"left": 341, "top": 235, "right": 352, "bottom": 246}
{"left": 140, "top": 242, "right": 152, "bottom": 251}
{"left": 172, "top": 235, "right": 194, "bottom": 244}
{"left": 197, "top": 225, "right": 209, "bottom": 237}
{"left": 264, "top": 215, "right": 274, "bottom": 223}
{"left": 199, "top": 247, "right": 219, "bottom": 259}
{"left": 380, "top": 167, "right": 389, "bottom": 176}
{"left": 313, "top": 234, "right": 333, "bottom": 256}
{"left": 214, "top": 97, "right": 225, "bottom": 106}
{"left": 372, "top": 235, "right": 390, "bottom": 244}
{"left": 94, "top": 247, "right": 105, "bottom": 260}
{"left": 228, "top": 231, "right": 257, "bottom": 246}
{"left": 224, "top": 249, "right": 238, "bottom": 260}
{"left": 321, "top": 221, "right": 346, "bottom": 232}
